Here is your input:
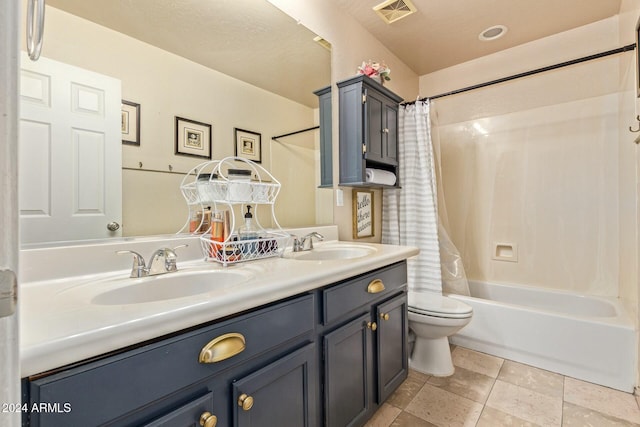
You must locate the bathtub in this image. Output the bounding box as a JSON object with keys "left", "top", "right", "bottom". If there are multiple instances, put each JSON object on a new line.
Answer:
{"left": 448, "top": 280, "right": 637, "bottom": 392}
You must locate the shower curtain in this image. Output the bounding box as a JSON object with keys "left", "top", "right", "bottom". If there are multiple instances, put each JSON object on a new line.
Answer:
{"left": 382, "top": 99, "right": 470, "bottom": 295}
{"left": 382, "top": 100, "right": 442, "bottom": 293}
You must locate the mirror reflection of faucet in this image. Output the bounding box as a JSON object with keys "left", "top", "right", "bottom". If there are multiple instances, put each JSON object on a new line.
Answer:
{"left": 292, "top": 232, "right": 324, "bottom": 252}
{"left": 116, "top": 245, "right": 188, "bottom": 278}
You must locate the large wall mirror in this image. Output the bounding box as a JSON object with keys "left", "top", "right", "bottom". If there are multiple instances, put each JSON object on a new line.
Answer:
{"left": 19, "top": 0, "right": 332, "bottom": 247}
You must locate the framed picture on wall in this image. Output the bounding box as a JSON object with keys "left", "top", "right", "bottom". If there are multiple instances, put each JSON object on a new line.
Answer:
{"left": 175, "top": 116, "right": 212, "bottom": 159}
{"left": 234, "top": 128, "right": 262, "bottom": 163}
{"left": 353, "top": 189, "right": 374, "bottom": 239}
{"left": 121, "top": 100, "right": 140, "bottom": 146}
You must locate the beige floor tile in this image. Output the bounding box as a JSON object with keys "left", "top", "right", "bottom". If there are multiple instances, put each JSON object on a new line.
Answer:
{"left": 476, "top": 406, "right": 539, "bottom": 427}
{"left": 390, "top": 411, "right": 438, "bottom": 427}
{"left": 451, "top": 346, "right": 504, "bottom": 378}
{"left": 564, "top": 377, "right": 640, "bottom": 424}
{"left": 405, "top": 383, "right": 483, "bottom": 427}
{"left": 364, "top": 403, "right": 402, "bottom": 427}
{"left": 427, "top": 366, "right": 495, "bottom": 403}
{"left": 563, "top": 402, "right": 640, "bottom": 427}
{"left": 497, "top": 360, "right": 564, "bottom": 399}
{"left": 387, "top": 373, "right": 428, "bottom": 410}
{"left": 407, "top": 368, "right": 430, "bottom": 384}
{"left": 486, "top": 379, "right": 562, "bottom": 426}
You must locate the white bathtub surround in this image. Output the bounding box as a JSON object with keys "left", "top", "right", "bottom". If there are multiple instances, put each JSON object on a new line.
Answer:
{"left": 449, "top": 280, "right": 637, "bottom": 392}
{"left": 382, "top": 100, "right": 441, "bottom": 293}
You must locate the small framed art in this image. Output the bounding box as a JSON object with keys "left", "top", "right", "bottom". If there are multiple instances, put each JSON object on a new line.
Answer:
{"left": 353, "top": 189, "right": 374, "bottom": 239}
{"left": 121, "top": 100, "right": 140, "bottom": 146}
{"left": 234, "top": 128, "right": 262, "bottom": 163}
{"left": 175, "top": 116, "right": 212, "bottom": 159}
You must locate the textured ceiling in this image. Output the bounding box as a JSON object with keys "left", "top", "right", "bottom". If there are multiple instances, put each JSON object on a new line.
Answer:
{"left": 46, "top": 0, "right": 331, "bottom": 108}
{"left": 330, "top": 0, "right": 622, "bottom": 75}
{"left": 47, "top": 0, "right": 623, "bottom": 103}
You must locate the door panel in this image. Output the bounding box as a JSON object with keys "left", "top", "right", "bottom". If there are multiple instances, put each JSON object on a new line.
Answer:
{"left": 376, "top": 294, "right": 408, "bottom": 403}
{"left": 324, "top": 314, "right": 371, "bottom": 427}
{"left": 19, "top": 54, "right": 122, "bottom": 244}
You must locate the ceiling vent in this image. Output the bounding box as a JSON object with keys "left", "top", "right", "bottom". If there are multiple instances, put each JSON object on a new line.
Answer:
{"left": 373, "top": 0, "right": 417, "bottom": 24}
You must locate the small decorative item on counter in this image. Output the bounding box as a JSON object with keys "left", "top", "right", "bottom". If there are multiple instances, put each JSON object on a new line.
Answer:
{"left": 209, "top": 211, "right": 225, "bottom": 257}
{"left": 357, "top": 60, "right": 391, "bottom": 84}
{"left": 257, "top": 237, "right": 278, "bottom": 256}
{"left": 227, "top": 168, "right": 252, "bottom": 202}
{"left": 239, "top": 206, "right": 258, "bottom": 256}
{"left": 198, "top": 206, "right": 212, "bottom": 233}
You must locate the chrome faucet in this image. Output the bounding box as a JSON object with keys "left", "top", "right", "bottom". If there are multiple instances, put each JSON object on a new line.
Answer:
{"left": 117, "top": 245, "right": 188, "bottom": 278}
{"left": 292, "top": 232, "right": 324, "bottom": 252}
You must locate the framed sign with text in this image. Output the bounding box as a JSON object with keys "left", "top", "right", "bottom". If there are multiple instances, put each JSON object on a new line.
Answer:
{"left": 353, "top": 189, "right": 374, "bottom": 239}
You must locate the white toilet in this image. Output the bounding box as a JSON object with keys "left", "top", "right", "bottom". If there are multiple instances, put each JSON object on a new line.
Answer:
{"left": 408, "top": 291, "right": 473, "bottom": 376}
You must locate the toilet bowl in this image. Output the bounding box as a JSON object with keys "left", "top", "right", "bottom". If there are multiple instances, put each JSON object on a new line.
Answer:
{"left": 408, "top": 291, "right": 473, "bottom": 376}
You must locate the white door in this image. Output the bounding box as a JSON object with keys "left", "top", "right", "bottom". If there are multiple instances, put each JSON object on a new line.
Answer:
{"left": 19, "top": 54, "right": 122, "bottom": 244}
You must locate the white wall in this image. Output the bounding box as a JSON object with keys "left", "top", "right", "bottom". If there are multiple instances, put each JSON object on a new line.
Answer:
{"left": 268, "top": 0, "right": 420, "bottom": 242}
{"left": 26, "top": 5, "right": 323, "bottom": 237}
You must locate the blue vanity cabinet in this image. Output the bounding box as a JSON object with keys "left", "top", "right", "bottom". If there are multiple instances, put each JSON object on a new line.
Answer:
{"left": 22, "top": 261, "right": 409, "bottom": 427}
{"left": 22, "top": 294, "right": 316, "bottom": 427}
{"left": 321, "top": 261, "right": 408, "bottom": 427}
{"left": 337, "top": 75, "right": 403, "bottom": 188}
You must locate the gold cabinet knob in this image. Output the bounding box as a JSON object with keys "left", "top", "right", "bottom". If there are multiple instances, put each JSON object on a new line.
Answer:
{"left": 380, "top": 313, "right": 390, "bottom": 321}
{"left": 199, "top": 333, "right": 246, "bottom": 364}
{"left": 238, "top": 393, "right": 254, "bottom": 411}
{"left": 199, "top": 411, "right": 218, "bottom": 427}
{"left": 367, "top": 321, "right": 378, "bottom": 331}
{"left": 367, "top": 279, "right": 385, "bottom": 294}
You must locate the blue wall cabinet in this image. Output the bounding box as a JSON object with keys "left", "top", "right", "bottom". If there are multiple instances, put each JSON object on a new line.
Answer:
{"left": 337, "top": 75, "right": 403, "bottom": 188}
{"left": 314, "top": 85, "right": 333, "bottom": 188}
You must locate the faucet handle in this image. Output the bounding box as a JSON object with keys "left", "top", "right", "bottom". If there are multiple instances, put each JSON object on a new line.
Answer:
{"left": 303, "top": 232, "right": 324, "bottom": 250}
{"left": 116, "top": 250, "right": 146, "bottom": 278}
{"left": 165, "top": 244, "right": 188, "bottom": 272}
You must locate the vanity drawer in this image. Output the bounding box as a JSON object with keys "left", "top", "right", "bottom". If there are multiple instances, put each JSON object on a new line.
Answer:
{"left": 27, "top": 294, "right": 314, "bottom": 427}
{"left": 322, "top": 261, "right": 407, "bottom": 325}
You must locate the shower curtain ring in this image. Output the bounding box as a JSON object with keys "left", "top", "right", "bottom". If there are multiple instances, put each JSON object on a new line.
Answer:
{"left": 629, "top": 115, "right": 640, "bottom": 133}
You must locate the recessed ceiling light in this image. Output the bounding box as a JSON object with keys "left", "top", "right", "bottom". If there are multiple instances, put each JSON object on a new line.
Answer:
{"left": 479, "top": 25, "right": 508, "bottom": 41}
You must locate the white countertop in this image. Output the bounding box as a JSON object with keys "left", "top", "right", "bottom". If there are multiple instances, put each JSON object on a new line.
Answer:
{"left": 20, "top": 239, "right": 418, "bottom": 377}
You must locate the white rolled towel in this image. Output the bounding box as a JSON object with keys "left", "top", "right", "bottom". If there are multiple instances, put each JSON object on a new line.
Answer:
{"left": 365, "top": 168, "right": 396, "bottom": 186}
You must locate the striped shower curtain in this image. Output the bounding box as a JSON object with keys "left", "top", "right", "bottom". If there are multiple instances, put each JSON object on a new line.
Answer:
{"left": 382, "top": 100, "right": 442, "bottom": 293}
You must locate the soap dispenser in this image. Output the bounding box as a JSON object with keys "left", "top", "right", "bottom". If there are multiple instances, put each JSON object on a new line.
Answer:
{"left": 239, "top": 205, "right": 258, "bottom": 256}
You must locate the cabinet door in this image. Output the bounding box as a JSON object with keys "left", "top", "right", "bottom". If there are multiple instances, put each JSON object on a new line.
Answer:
{"left": 364, "top": 90, "right": 385, "bottom": 165}
{"left": 142, "top": 392, "right": 215, "bottom": 427}
{"left": 232, "top": 344, "right": 317, "bottom": 427}
{"left": 323, "top": 313, "right": 372, "bottom": 427}
{"left": 376, "top": 293, "right": 408, "bottom": 403}
{"left": 383, "top": 103, "right": 398, "bottom": 166}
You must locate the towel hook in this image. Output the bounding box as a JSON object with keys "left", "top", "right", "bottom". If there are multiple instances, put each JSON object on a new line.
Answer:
{"left": 629, "top": 115, "right": 640, "bottom": 133}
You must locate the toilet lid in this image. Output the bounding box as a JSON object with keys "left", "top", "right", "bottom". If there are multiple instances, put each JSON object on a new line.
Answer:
{"left": 408, "top": 292, "right": 473, "bottom": 318}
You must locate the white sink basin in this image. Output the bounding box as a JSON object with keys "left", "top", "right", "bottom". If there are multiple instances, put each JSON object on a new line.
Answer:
{"left": 91, "top": 270, "right": 254, "bottom": 305}
{"left": 285, "top": 244, "right": 376, "bottom": 261}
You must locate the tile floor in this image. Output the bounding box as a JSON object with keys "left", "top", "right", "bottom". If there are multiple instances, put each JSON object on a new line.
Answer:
{"left": 366, "top": 346, "right": 640, "bottom": 427}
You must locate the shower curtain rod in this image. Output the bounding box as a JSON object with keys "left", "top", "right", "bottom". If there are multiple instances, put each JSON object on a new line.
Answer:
{"left": 404, "top": 43, "right": 636, "bottom": 104}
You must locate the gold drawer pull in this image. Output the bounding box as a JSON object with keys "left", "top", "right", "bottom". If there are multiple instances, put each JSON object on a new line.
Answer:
{"left": 238, "top": 393, "right": 254, "bottom": 411}
{"left": 367, "top": 321, "right": 377, "bottom": 331}
{"left": 367, "top": 279, "right": 385, "bottom": 294}
{"left": 380, "top": 312, "right": 390, "bottom": 321}
{"left": 199, "top": 411, "right": 218, "bottom": 427}
{"left": 199, "top": 333, "right": 246, "bottom": 364}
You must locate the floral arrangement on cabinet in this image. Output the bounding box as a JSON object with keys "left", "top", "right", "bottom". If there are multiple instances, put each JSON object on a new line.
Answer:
{"left": 357, "top": 60, "right": 391, "bottom": 84}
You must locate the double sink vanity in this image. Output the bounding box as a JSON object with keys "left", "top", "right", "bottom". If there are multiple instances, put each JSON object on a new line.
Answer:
{"left": 19, "top": 226, "right": 418, "bottom": 426}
